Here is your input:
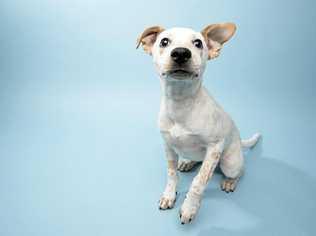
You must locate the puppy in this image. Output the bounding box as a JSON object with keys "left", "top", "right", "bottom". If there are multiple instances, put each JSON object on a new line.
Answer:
{"left": 136, "top": 23, "right": 261, "bottom": 224}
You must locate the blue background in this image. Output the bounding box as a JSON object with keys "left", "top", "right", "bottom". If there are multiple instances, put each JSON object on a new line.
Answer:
{"left": 1, "top": 0, "right": 316, "bottom": 235}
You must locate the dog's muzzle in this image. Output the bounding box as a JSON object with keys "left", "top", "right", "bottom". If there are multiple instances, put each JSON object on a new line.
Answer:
{"left": 162, "top": 47, "right": 199, "bottom": 79}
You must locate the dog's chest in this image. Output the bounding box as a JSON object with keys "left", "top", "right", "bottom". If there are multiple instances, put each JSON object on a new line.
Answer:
{"left": 160, "top": 122, "right": 206, "bottom": 160}
{"left": 167, "top": 123, "right": 192, "bottom": 141}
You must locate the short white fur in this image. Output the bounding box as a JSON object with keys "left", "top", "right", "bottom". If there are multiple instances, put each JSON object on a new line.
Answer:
{"left": 137, "top": 24, "right": 261, "bottom": 224}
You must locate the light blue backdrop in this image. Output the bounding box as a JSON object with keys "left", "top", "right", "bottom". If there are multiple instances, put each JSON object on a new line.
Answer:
{"left": 1, "top": 0, "right": 315, "bottom": 235}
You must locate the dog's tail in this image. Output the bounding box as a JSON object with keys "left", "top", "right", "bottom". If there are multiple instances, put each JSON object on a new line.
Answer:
{"left": 241, "top": 133, "right": 261, "bottom": 149}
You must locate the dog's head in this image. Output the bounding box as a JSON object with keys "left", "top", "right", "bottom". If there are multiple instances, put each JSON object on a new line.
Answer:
{"left": 136, "top": 23, "right": 236, "bottom": 80}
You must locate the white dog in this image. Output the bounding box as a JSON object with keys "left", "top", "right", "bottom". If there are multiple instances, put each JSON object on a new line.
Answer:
{"left": 136, "top": 23, "right": 261, "bottom": 224}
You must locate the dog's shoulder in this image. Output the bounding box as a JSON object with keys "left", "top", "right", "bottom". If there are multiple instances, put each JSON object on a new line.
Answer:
{"left": 158, "top": 100, "right": 172, "bottom": 132}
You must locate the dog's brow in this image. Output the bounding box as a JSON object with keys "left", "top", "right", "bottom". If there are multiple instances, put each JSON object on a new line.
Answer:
{"left": 191, "top": 33, "right": 202, "bottom": 40}
{"left": 161, "top": 32, "right": 171, "bottom": 39}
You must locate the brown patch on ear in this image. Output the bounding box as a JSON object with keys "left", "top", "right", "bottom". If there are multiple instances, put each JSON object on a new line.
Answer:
{"left": 136, "top": 26, "right": 165, "bottom": 55}
{"left": 201, "top": 23, "right": 236, "bottom": 59}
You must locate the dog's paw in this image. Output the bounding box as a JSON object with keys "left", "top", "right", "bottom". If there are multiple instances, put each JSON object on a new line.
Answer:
{"left": 179, "top": 195, "right": 200, "bottom": 224}
{"left": 159, "top": 191, "right": 177, "bottom": 210}
{"left": 178, "top": 159, "right": 198, "bottom": 172}
{"left": 221, "top": 178, "right": 239, "bottom": 193}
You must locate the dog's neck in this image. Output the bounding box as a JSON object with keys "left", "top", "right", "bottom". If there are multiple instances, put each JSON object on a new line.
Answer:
{"left": 160, "top": 76, "right": 203, "bottom": 121}
{"left": 160, "top": 77, "right": 202, "bottom": 101}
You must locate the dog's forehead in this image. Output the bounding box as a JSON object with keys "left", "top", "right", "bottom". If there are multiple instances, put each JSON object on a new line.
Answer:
{"left": 160, "top": 27, "right": 202, "bottom": 41}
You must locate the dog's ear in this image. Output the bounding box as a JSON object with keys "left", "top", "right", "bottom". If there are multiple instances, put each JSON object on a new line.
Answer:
{"left": 136, "top": 26, "right": 165, "bottom": 55}
{"left": 201, "top": 23, "right": 236, "bottom": 59}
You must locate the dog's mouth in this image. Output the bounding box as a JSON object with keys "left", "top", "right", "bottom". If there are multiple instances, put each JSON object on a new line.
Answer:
{"left": 164, "top": 69, "right": 195, "bottom": 78}
{"left": 169, "top": 69, "right": 192, "bottom": 76}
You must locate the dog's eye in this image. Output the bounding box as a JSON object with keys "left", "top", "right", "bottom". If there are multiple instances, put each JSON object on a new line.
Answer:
{"left": 160, "top": 38, "right": 170, "bottom": 48}
{"left": 193, "top": 39, "right": 203, "bottom": 49}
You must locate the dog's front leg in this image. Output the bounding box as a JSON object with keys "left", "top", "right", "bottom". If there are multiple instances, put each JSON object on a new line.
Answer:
{"left": 179, "top": 142, "right": 224, "bottom": 224}
{"left": 159, "top": 144, "right": 179, "bottom": 210}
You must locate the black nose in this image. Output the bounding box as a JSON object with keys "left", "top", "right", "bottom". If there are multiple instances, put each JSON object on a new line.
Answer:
{"left": 170, "top": 47, "right": 192, "bottom": 64}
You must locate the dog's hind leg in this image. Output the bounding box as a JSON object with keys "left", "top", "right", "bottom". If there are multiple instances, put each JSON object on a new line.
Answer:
{"left": 178, "top": 158, "right": 200, "bottom": 172}
{"left": 221, "top": 175, "right": 241, "bottom": 193}
{"left": 220, "top": 140, "right": 244, "bottom": 193}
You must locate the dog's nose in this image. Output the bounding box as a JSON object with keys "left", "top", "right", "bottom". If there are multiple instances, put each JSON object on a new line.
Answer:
{"left": 170, "top": 47, "right": 192, "bottom": 64}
